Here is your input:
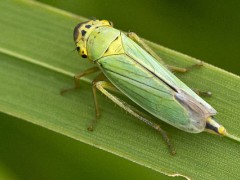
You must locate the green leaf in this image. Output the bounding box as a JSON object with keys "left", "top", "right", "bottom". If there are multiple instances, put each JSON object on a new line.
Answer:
{"left": 0, "top": 0, "right": 239, "bottom": 179}
{"left": 0, "top": 113, "right": 171, "bottom": 180}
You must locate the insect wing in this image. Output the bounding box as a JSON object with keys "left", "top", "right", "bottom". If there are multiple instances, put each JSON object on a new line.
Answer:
{"left": 121, "top": 33, "right": 216, "bottom": 115}
{"left": 98, "top": 53, "right": 206, "bottom": 133}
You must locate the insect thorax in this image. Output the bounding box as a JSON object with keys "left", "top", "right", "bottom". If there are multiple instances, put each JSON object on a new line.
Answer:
{"left": 86, "top": 27, "right": 125, "bottom": 61}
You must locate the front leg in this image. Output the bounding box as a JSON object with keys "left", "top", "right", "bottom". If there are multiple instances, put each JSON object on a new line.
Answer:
{"left": 61, "top": 66, "right": 99, "bottom": 94}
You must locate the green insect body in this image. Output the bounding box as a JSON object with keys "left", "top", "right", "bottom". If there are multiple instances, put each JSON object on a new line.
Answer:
{"left": 73, "top": 19, "right": 225, "bottom": 135}
{"left": 71, "top": 20, "right": 240, "bottom": 154}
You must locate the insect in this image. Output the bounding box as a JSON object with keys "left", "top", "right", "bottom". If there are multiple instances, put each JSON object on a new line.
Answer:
{"left": 63, "top": 19, "right": 239, "bottom": 154}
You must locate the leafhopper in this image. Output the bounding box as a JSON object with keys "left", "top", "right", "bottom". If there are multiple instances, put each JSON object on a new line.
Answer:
{"left": 63, "top": 19, "right": 239, "bottom": 154}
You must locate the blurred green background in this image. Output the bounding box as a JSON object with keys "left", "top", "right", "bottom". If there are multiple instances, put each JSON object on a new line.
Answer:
{"left": 1, "top": 0, "right": 239, "bottom": 179}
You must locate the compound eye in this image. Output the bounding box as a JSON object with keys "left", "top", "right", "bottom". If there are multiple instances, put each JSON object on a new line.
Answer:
{"left": 76, "top": 46, "right": 80, "bottom": 52}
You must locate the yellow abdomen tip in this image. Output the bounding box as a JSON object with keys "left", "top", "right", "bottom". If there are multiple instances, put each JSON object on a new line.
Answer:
{"left": 218, "top": 126, "right": 227, "bottom": 135}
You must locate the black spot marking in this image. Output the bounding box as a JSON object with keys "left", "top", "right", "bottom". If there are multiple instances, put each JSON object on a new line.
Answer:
{"left": 82, "top": 54, "right": 87, "bottom": 58}
{"left": 105, "top": 47, "right": 109, "bottom": 53}
{"left": 85, "top": 25, "right": 91, "bottom": 29}
{"left": 206, "top": 120, "right": 218, "bottom": 133}
{"left": 81, "top": 30, "right": 87, "bottom": 36}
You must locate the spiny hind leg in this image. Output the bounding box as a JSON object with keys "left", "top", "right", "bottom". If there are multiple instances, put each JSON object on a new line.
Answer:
{"left": 92, "top": 80, "right": 176, "bottom": 155}
{"left": 127, "top": 32, "right": 203, "bottom": 73}
{"left": 61, "top": 66, "right": 99, "bottom": 94}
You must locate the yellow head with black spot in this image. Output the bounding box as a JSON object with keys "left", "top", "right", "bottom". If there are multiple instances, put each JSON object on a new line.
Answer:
{"left": 73, "top": 19, "right": 113, "bottom": 58}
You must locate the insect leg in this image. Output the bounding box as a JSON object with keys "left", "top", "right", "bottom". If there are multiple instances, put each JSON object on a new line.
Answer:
{"left": 61, "top": 66, "right": 99, "bottom": 94}
{"left": 127, "top": 32, "right": 166, "bottom": 65}
{"left": 92, "top": 73, "right": 108, "bottom": 119}
{"left": 167, "top": 62, "right": 203, "bottom": 73}
{"left": 194, "top": 89, "right": 212, "bottom": 97}
{"left": 92, "top": 80, "right": 176, "bottom": 155}
{"left": 127, "top": 32, "right": 203, "bottom": 73}
{"left": 88, "top": 73, "right": 109, "bottom": 131}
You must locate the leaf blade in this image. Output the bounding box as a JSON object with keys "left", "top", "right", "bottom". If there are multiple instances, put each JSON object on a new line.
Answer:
{"left": 0, "top": 1, "right": 240, "bottom": 179}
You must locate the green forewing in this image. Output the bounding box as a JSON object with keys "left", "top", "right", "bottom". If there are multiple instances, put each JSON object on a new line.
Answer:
{"left": 121, "top": 33, "right": 216, "bottom": 115}
{"left": 98, "top": 54, "right": 190, "bottom": 128}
